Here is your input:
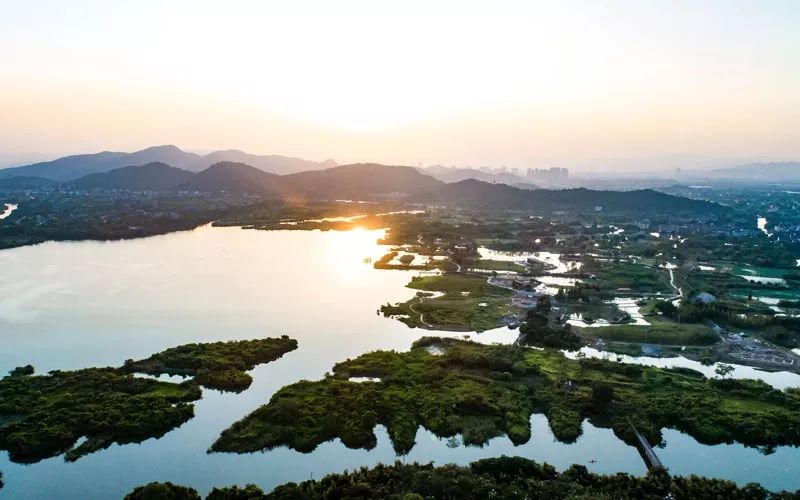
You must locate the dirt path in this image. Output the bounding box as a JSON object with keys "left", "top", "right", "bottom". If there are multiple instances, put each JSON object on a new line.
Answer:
{"left": 667, "top": 267, "right": 683, "bottom": 305}
{"left": 409, "top": 299, "right": 433, "bottom": 328}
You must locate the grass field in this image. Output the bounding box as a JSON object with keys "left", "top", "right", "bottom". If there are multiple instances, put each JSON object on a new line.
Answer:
{"left": 577, "top": 319, "right": 719, "bottom": 345}
{"left": 470, "top": 259, "right": 527, "bottom": 273}
{"left": 382, "top": 273, "right": 514, "bottom": 331}
{"left": 588, "top": 262, "right": 672, "bottom": 294}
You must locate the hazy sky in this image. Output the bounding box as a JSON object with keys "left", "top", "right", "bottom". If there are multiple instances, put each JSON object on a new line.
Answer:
{"left": 1, "top": 0, "right": 798, "bottom": 170}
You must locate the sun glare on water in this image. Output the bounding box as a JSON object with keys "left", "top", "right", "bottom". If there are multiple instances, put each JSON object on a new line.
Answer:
{"left": 324, "top": 227, "right": 385, "bottom": 284}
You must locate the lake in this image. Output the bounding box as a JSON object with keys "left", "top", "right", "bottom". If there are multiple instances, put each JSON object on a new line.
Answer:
{"left": 1, "top": 225, "right": 799, "bottom": 498}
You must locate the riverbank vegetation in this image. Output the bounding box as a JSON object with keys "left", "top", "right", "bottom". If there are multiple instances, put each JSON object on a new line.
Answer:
{"left": 212, "top": 337, "right": 800, "bottom": 457}
{"left": 124, "top": 481, "right": 201, "bottom": 500}
{"left": 129, "top": 456, "right": 799, "bottom": 499}
{"left": 123, "top": 337, "right": 298, "bottom": 392}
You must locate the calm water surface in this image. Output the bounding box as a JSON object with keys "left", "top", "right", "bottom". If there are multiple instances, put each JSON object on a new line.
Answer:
{"left": 1, "top": 225, "right": 798, "bottom": 498}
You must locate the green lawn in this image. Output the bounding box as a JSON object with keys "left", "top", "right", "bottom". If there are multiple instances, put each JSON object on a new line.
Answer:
{"left": 578, "top": 319, "right": 719, "bottom": 346}
{"left": 471, "top": 259, "right": 527, "bottom": 273}
{"left": 382, "top": 273, "right": 514, "bottom": 331}
{"left": 588, "top": 262, "right": 672, "bottom": 294}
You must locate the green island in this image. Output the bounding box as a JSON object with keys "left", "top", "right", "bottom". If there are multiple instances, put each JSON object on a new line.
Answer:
{"left": 123, "top": 336, "right": 298, "bottom": 392}
{"left": 380, "top": 274, "right": 514, "bottom": 331}
{"left": 0, "top": 367, "right": 201, "bottom": 463}
{"left": 0, "top": 337, "right": 297, "bottom": 463}
{"left": 126, "top": 456, "right": 799, "bottom": 499}
{"left": 211, "top": 337, "right": 800, "bottom": 457}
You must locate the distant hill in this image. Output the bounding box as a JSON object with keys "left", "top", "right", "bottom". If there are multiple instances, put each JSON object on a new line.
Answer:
{"left": 422, "top": 165, "right": 532, "bottom": 186}
{"left": 712, "top": 162, "right": 800, "bottom": 182}
{"left": 71, "top": 162, "right": 194, "bottom": 191}
{"left": 414, "top": 178, "right": 725, "bottom": 214}
{"left": 0, "top": 146, "right": 195, "bottom": 181}
{"left": 180, "top": 162, "right": 293, "bottom": 197}
{"left": 203, "top": 150, "right": 336, "bottom": 176}
{"left": 0, "top": 176, "right": 58, "bottom": 190}
{"left": 0, "top": 145, "right": 335, "bottom": 181}
{"left": 286, "top": 163, "right": 442, "bottom": 199}
{"left": 0, "top": 157, "right": 722, "bottom": 216}
{"left": 0, "top": 160, "right": 440, "bottom": 199}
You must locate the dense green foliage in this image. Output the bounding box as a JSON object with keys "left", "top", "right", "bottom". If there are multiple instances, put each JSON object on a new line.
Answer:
{"left": 132, "top": 457, "right": 798, "bottom": 499}
{"left": 212, "top": 338, "right": 800, "bottom": 456}
{"left": 207, "top": 484, "right": 269, "bottom": 499}
{"left": 0, "top": 337, "right": 299, "bottom": 464}
{"left": 124, "top": 482, "right": 201, "bottom": 500}
{"left": 0, "top": 367, "right": 201, "bottom": 463}
{"left": 267, "top": 457, "right": 798, "bottom": 500}
{"left": 7, "top": 364, "right": 34, "bottom": 377}
{"left": 124, "top": 337, "right": 298, "bottom": 392}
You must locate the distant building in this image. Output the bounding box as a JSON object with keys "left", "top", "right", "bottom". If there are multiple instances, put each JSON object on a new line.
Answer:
{"left": 526, "top": 167, "right": 569, "bottom": 184}
{"left": 694, "top": 292, "right": 717, "bottom": 305}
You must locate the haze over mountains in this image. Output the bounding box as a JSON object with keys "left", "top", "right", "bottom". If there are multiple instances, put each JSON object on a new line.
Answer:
{"left": 2, "top": 144, "right": 797, "bottom": 186}
{"left": 68, "top": 161, "right": 444, "bottom": 200}
{"left": 711, "top": 162, "right": 800, "bottom": 183}
{"left": 418, "top": 179, "right": 723, "bottom": 214}
{"left": 0, "top": 145, "right": 336, "bottom": 181}
{"left": 0, "top": 153, "right": 726, "bottom": 216}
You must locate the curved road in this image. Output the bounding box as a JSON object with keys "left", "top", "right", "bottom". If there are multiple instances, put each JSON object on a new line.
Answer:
{"left": 667, "top": 267, "right": 683, "bottom": 305}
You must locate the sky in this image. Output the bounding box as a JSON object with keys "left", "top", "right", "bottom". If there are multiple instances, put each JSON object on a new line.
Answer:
{"left": 1, "top": 0, "right": 798, "bottom": 171}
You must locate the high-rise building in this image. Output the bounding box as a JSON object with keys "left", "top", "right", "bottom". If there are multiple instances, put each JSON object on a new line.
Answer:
{"left": 526, "top": 167, "right": 569, "bottom": 183}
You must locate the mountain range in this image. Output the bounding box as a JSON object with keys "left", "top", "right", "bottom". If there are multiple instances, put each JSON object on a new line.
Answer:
{"left": 22, "top": 161, "right": 720, "bottom": 215}
{"left": 0, "top": 145, "right": 728, "bottom": 215}
{"left": 415, "top": 178, "right": 722, "bottom": 214}
{"left": 63, "top": 161, "right": 442, "bottom": 200}
{"left": 0, "top": 145, "right": 336, "bottom": 181}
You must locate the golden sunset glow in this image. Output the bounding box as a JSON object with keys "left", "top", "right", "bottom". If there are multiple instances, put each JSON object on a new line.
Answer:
{"left": 1, "top": 1, "right": 798, "bottom": 170}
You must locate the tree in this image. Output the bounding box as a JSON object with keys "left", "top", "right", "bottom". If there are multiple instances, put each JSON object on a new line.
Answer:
{"left": 207, "top": 484, "right": 267, "bottom": 500}
{"left": 399, "top": 254, "right": 415, "bottom": 266}
{"left": 592, "top": 384, "right": 614, "bottom": 404}
{"left": 124, "top": 482, "right": 200, "bottom": 500}
{"left": 536, "top": 295, "right": 552, "bottom": 314}
{"left": 8, "top": 364, "right": 34, "bottom": 376}
{"left": 715, "top": 364, "right": 734, "bottom": 379}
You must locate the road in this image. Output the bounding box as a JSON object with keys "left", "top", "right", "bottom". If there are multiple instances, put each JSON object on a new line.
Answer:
{"left": 667, "top": 266, "right": 683, "bottom": 305}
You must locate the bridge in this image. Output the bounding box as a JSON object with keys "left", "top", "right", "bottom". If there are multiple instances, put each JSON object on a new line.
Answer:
{"left": 628, "top": 418, "right": 665, "bottom": 471}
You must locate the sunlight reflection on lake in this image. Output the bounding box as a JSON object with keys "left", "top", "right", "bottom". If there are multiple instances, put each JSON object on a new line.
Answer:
{"left": 1, "top": 225, "right": 799, "bottom": 497}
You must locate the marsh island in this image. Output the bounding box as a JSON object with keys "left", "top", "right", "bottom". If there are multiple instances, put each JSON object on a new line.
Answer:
{"left": 212, "top": 337, "right": 800, "bottom": 456}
